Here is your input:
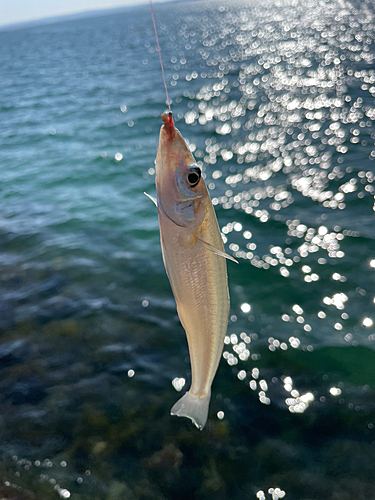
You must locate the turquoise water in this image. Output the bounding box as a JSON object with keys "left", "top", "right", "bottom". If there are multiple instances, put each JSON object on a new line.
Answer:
{"left": 0, "top": 0, "right": 375, "bottom": 498}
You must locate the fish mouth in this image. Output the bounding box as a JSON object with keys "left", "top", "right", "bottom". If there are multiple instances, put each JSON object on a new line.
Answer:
{"left": 161, "top": 111, "right": 175, "bottom": 139}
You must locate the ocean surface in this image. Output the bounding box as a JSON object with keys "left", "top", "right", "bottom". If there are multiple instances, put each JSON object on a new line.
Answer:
{"left": 1, "top": 0, "right": 375, "bottom": 498}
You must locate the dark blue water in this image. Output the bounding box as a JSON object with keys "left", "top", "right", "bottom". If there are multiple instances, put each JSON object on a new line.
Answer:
{"left": 0, "top": 0, "right": 375, "bottom": 498}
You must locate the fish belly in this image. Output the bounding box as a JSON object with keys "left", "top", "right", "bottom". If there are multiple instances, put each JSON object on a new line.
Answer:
{"left": 158, "top": 209, "right": 229, "bottom": 398}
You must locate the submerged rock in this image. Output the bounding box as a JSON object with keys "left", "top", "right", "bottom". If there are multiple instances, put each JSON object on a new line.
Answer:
{"left": 146, "top": 444, "right": 183, "bottom": 484}
{"left": 106, "top": 480, "right": 135, "bottom": 500}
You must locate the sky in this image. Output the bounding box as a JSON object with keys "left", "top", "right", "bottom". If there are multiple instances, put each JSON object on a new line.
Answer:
{"left": 0, "top": 0, "right": 168, "bottom": 28}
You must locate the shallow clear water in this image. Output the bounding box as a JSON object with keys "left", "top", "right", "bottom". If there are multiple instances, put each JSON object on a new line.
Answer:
{"left": 0, "top": 0, "right": 375, "bottom": 498}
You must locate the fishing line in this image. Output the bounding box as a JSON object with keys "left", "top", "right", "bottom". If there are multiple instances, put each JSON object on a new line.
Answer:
{"left": 149, "top": 0, "right": 172, "bottom": 114}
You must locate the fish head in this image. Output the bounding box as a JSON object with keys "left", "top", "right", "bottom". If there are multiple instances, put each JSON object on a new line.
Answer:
{"left": 155, "top": 112, "right": 207, "bottom": 228}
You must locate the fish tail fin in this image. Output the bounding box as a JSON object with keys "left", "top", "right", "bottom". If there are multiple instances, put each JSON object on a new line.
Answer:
{"left": 170, "top": 391, "right": 210, "bottom": 430}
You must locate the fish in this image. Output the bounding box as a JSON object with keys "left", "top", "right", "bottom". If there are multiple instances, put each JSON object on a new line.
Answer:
{"left": 146, "top": 111, "right": 237, "bottom": 430}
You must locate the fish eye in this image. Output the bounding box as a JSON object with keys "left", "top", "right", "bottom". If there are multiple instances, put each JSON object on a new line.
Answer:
{"left": 187, "top": 166, "right": 201, "bottom": 187}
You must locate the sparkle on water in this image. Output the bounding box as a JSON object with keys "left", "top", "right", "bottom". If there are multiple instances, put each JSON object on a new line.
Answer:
{"left": 172, "top": 377, "right": 186, "bottom": 392}
{"left": 256, "top": 488, "right": 286, "bottom": 500}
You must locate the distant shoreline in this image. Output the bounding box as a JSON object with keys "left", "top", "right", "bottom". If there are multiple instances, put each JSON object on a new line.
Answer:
{"left": 0, "top": 4, "right": 141, "bottom": 33}
{"left": 0, "top": 0, "right": 197, "bottom": 34}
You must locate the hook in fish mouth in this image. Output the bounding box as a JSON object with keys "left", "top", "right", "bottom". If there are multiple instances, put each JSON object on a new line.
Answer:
{"left": 161, "top": 111, "right": 175, "bottom": 137}
{"left": 161, "top": 111, "right": 174, "bottom": 126}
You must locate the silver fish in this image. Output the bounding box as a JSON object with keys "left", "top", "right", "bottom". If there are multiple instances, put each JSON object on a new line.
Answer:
{"left": 147, "top": 112, "right": 237, "bottom": 430}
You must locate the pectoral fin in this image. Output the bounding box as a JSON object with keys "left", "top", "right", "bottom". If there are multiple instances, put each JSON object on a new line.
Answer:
{"left": 144, "top": 192, "right": 158, "bottom": 207}
{"left": 197, "top": 237, "right": 239, "bottom": 264}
